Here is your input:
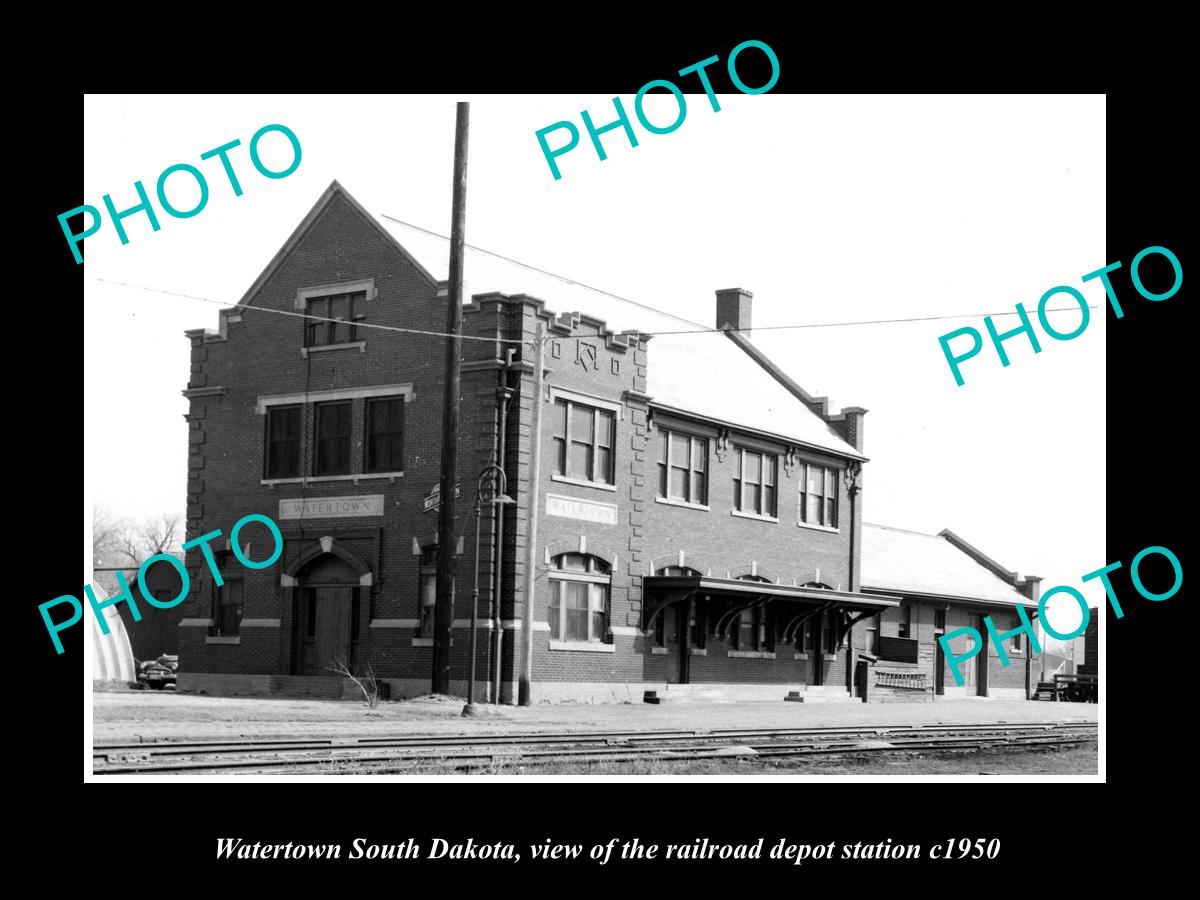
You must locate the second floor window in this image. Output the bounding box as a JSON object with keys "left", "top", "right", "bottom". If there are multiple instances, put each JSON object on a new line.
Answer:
{"left": 305, "top": 291, "right": 365, "bottom": 347}
{"left": 365, "top": 396, "right": 404, "bottom": 473}
{"left": 799, "top": 464, "right": 838, "bottom": 528}
{"left": 658, "top": 430, "right": 708, "bottom": 504}
{"left": 265, "top": 405, "right": 302, "bottom": 478}
{"left": 552, "top": 399, "right": 615, "bottom": 485}
{"left": 733, "top": 448, "right": 777, "bottom": 517}
{"left": 313, "top": 401, "right": 351, "bottom": 476}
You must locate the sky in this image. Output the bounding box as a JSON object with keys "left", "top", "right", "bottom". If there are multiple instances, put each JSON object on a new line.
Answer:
{"left": 82, "top": 94, "right": 1106, "bottom": 636}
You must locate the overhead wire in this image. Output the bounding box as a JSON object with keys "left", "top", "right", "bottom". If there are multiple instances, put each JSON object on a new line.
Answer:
{"left": 93, "top": 277, "right": 1097, "bottom": 343}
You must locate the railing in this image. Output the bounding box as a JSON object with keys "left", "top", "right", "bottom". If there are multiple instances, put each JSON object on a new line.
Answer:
{"left": 876, "top": 670, "right": 928, "bottom": 690}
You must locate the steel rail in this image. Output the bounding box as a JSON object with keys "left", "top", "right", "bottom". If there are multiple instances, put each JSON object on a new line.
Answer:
{"left": 93, "top": 721, "right": 1097, "bottom": 757}
{"left": 93, "top": 725, "right": 1096, "bottom": 775}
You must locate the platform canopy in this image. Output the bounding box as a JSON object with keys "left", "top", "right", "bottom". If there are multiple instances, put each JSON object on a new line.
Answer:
{"left": 642, "top": 574, "right": 900, "bottom": 633}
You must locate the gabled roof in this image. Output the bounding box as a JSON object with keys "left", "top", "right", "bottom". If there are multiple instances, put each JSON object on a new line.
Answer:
{"left": 861, "top": 523, "right": 1032, "bottom": 607}
{"left": 232, "top": 180, "right": 863, "bottom": 459}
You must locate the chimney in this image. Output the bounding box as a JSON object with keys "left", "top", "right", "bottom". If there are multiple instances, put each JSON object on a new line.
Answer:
{"left": 716, "top": 288, "right": 753, "bottom": 338}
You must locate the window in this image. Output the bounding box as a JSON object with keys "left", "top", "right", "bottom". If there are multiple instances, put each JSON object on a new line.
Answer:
{"left": 934, "top": 608, "right": 947, "bottom": 631}
{"left": 799, "top": 464, "right": 838, "bottom": 528}
{"left": 313, "top": 401, "right": 351, "bottom": 476}
{"left": 418, "top": 546, "right": 437, "bottom": 638}
{"left": 265, "top": 405, "right": 302, "bottom": 478}
{"left": 734, "top": 607, "right": 774, "bottom": 652}
{"left": 305, "top": 291, "right": 365, "bottom": 347}
{"left": 658, "top": 430, "right": 708, "bottom": 504}
{"left": 802, "top": 619, "right": 815, "bottom": 652}
{"left": 897, "top": 604, "right": 911, "bottom": 639}
{"left": 365, "top": 396, "right": 404, "bottom": 473}
{"left": 547, "top": 553, "right": 610, "bottom": 642}
{"left": 1012, "top": 624, "right": 1025, "bottom": 653}
{"left": 822, "top": 612, "right": 841, "bottom": 654}
{"left": 734, "top": 576, "right": 773, "bottom": 652}
{"left": 733, "top": 448, "right": 777, "bottom": 517}
{"left": 552, "top": 399, "right": 615, "bottom": 485}
{"left": 691, "top": 598, "right": 707, "bottom": 649}
{"left": 210, "top": 579, "right": 243, "bottom": 637}
{"left": 865, "top": 613, "right": 880, "bottom": 654}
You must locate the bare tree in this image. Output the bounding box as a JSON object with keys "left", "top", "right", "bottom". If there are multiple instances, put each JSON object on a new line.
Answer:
{"left": 92, "top": 507, "right": 184, "bottom": 594}
{"left": 328, "top": 659, "right": 383, "bottom": 708}
{"left": 92, "top": 505, "right": 125, "bottom": 565}
{"left": 94, "top": 510, "right": 183, "bottom": 569}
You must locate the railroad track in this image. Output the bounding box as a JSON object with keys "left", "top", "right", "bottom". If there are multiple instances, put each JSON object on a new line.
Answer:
{"left": 93, "top": 721, "right": 1097, "bottom": 775}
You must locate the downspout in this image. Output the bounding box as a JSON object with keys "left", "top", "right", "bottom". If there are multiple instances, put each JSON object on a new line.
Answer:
{"left": 518, "top": 325, "right": 546, "bottom": 706}
{"left": 491, "top": 350, "right": 515, "bottom": 703}
{"left": 845, "top": 462, "right": 862, "bottom": 696}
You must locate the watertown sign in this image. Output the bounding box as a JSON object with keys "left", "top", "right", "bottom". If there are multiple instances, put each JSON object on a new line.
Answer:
{"left": 278, "top": 495, "right": 385, "bottom": 520}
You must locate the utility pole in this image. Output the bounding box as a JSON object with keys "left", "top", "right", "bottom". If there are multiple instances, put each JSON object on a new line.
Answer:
{"left": 433, "top": 102, "right": 470, "bottom": 696}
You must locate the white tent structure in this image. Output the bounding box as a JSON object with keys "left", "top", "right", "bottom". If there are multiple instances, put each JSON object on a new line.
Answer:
{"left": 90, "top": 584, "right": 137, "bottom": 684}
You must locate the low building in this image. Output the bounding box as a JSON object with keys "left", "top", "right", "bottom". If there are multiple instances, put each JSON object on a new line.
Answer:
{"left": 860, "top": 524, "right": 1041, "bottom": 701}
{"left": 108, "top": 555, "right": 187, "bottom": 662}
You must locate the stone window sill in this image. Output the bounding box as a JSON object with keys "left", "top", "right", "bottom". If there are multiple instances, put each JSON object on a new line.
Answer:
{"left": 301, "top": 341, "right": 366, "bottom": 357}
{"left": 549, "top": 641, "right": 615, "bottom": 653}
{"left": 654, "top": 496, "right": 710, "bottom": 512}
{"left": 205, "top": 635, "right": 240, "bottom": 645}
{"left": 797, "top": 522, "right": 839, "bottom": 534}
{"left": 550, "top": 474, "right": 617, "bottom": 492}
{"left": 262, "top": 472, "right": 404, "bottom": 486}
{"left": 650, "top": 646, "right": 669, "bottom": 655}
{"left": 727, "top": 650, "right": 776, "bottom": 659}
{"left": 731, "top": 510, "right": 779, "bottom": 524}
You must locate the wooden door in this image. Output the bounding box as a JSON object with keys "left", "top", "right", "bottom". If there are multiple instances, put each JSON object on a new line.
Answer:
{"left": 678, "top": 599, "right": 691, "bottom": 684}
{"left": 968, "top": 614, "right": 987, "bottom": 696}
{"left": 301, "top": 586, "right": 353, "bottom": 675}
{"left": 664, "top": 606, "right": 681, "bottom": 683}
{"left": 934, "top": 632, "right": 946, "bottom": 695}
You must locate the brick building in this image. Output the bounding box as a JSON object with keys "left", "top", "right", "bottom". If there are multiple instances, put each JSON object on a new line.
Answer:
{"left": 177, "top": 180, "right": 1041, "bottom": 703}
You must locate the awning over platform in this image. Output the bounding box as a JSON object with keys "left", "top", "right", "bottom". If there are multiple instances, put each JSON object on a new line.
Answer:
{"left": 645, "top": 575, "right": 900, "bottom": 607}
{"left": 642, "top": 576, "right": 902, "bottom": 646}
{"left": 642, "top": 575, "right": 900, "bottom": 623}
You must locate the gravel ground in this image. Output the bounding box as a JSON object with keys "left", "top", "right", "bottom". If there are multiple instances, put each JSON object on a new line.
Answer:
{"left": 93, "top": 689, "right": 1098, "bottom": 744}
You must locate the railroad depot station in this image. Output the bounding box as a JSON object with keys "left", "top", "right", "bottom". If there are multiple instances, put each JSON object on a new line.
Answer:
{"left": 175, "top": 181, "right": 1048, "bottom": 704}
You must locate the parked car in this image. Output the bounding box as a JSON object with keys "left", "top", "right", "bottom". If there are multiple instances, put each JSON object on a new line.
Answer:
{"left": 141, "top": 654, "right": 179, "bottom": 690}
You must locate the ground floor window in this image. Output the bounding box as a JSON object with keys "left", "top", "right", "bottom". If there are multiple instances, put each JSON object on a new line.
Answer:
{"left": 734, "top": 606, "right": 774, "bottom": 652}
{"left": 548, "top": 553, "right": 610, "bottom": 643}
{"left": 210, "top": 578, "right": 243, "bottom": 637}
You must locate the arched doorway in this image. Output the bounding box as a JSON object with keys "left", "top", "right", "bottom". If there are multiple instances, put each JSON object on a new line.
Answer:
{"left": 296, "top": 554, "right": 362, "bottom": 676}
